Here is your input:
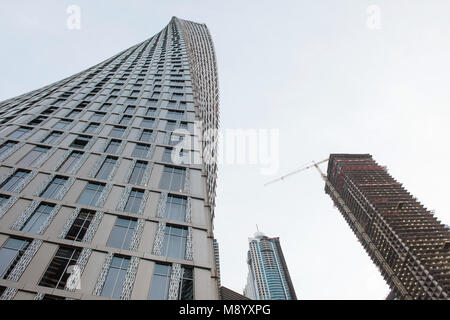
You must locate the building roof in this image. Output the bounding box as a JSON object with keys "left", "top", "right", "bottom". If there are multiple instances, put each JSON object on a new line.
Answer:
{"left": 219, "top": 286, "right": 251, "bottom": 300}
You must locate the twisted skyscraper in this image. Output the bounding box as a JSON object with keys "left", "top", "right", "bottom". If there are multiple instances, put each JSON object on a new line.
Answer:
{"left": 0, "top": 17, "right": 220, "bottom": 300}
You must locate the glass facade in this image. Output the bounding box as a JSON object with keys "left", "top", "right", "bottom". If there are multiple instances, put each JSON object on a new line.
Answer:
{"left": 0, "top": 238, "right": 30, "bottom": 279}
{"left": 21, "top": 203, "right": 55, "bottom": 233}
{"left": 0, "top": 17, "right": 219, "bottom": 300}
{"left": 244, "top": 233, "right": 297, "bottom": 300}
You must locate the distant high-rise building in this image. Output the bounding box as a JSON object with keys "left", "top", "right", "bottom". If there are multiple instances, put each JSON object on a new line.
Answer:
{"left": 325, "top": 154, "right": 450, "bottom": 300}
{"left": 220, "top": 286, "right": 250, "bottom": 300}
{"left": 0, "top": 17, "right": 220, "bottom": 300}
{"left": 244, "top": 232, "right": 297, "bottom": 300}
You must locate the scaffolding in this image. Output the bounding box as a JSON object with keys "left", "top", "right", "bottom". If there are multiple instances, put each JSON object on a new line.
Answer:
{"left": 325, "top": 154, "right": 449, "bottom": 300}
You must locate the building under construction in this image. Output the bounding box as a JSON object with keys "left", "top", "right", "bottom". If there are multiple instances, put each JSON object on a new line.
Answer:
{"left": 325, "top": 154, "right": 449, "bottom": 299}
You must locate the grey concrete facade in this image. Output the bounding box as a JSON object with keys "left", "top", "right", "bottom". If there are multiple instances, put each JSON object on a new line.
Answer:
{"left": 0, "top": 17, "right": 220, "bottom": 300}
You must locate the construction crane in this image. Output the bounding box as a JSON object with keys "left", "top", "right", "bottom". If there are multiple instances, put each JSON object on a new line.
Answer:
{"left": 264, "top": 158, "right": 329, "bottom": 187}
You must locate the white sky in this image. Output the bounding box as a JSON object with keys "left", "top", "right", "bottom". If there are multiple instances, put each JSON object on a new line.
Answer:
{"left": 0, "top": 0, "right": 449, "bottom": 299}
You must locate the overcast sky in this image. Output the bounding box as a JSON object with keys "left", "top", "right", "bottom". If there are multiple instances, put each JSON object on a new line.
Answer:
{"left": 1, "top": 0, "right": 449, "bottom": 299}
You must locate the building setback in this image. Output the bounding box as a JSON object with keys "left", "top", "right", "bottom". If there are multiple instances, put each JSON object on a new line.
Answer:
{"left": 325, "top": 154, "right": 450, "bottom": 300}
{"left": 244, "top": 232, "right": 297, "bottom": 300}
{"left": 0, "top": 17, "right": 220, "bottom": 300}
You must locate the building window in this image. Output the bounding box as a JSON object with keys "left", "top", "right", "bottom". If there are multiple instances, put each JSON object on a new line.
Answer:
{"left": 132, "top": 143, "right": 150, "bottom": 158}
{"left": 119, "top": 115, "right": 132, "bottom": 125}
{"left": 161, "top": 224, "right": 188, "bottom": 259}
{"left": 128, "top": 161, "right": 147, "bottom": 185}
{"left": 107, "top": 217, "right": 136, "bottom": 249}
{"left": 41, "top": 294, "right": 65, "bottom": 300}
{"left": 159, "top": 166, "right": 186, "bottom": 192}
{"left": 139, "top": 130, "right": 152, "bottom": 142}
{"left": 123, "top": 189, "right": 145, "bottom": 213}
{"left": 83, "top": 123, "right": 99, "bottom": 134}
{"left": 141, "top": 118, "right": 154, "bottom": 128}
{"left": 180, "top": 122, "right": 188, "bottom": 130}
{"left": 90, "top": 112, "right": 106, "bottom": 122}
{"left": 0, "top": 194, "right": 10, "bottom": 208}
{"left": 0, "top": 169, "right": 30, "bottom": 192}
{"left": 21, "top": 203, "right": 55, "bottom": 233}
{"left": 76, "top": 101, "right": 89, "bottom": 109}
{"left": 163, "top": 147, "right": 185, "bottom": 163}
{"left": 164, "top": 195, "right": 187, "bottom": 222}
{"left": 126, "top": 97, "right": 138, "bottom": 104}
{"left": 64, "top": 209, "right": 94, "bottom": 242}
{"left": 8, "top": 127, "right": 31, "bottom": 139}
{"left": 70, "top": 135, "right": 91, "bottom": 149}
{"left": 53, "top": 119, "right": 72, "bottom": 130}
{"left": 0, "top": 238, "right": 31, "bottom": 279}
{"left": 0, "top": 141, "right": 17, "bottom": 154}
{"left": 167, "top": 100, "right": 177, "bottom": 108}
{"left": 110, "top": 126, "right": 125, "bottom": 138}
{"left": 39, "top": 246, "right": 81, "bottom": 289}
{"left": 178, "top": 267, "right": 194, "bottom": 300}
{"left": 171, "top": 93, "right": 184, "bottom": 100}
{"left": 46, "top": 105, "right": 61, "bottom": 112}
{"left": 107, "top": 96, "right": 117, "bottom": 103}
{"left": 17, "top": 145, "right": 50, "bottom": 167}
{"left": 101, "top": 255, "right": 130, "bottom": 299}
{"left": 77, "top": 182, "right": 105, "bottom": 206}
{"left": 58, "top": 151, "right": 83, "bottom": 173}
{"left": 40, "top": 176, "right": 68, "bottom": 199}
{"left": 0, "top": 116, "right": 14, "bottom": 125}
{"left": 96, "top": 157, "right": 117, "bottom": 180}
{"left": 42, "top": 107, "right": 58, "bottom": 114}
{"left": 165, "top": 120, "right": 176, "bottom": 131}
{"left": 99, "top": 103, "right": 112, "bottom": 111}
{"left": 41, "top": 131, "right": 62, "bottom": 144}
{"left": 146, "top": 99, "right": 157, "bottom": 107}
{"left": 124, "top": 106, "right": 136, "bottom": 114}
{"left": 146, "top": 108, "right": 156, "bottom": 117}
{"left": 28, "top": 116, "right": 48, "bottom": 126}
{"left": 105, "top": 140, "right": 121, "bottom": 154}
{"left": 169, "top": 133, "right": 184, "bottom": 146}
{"left": 148, "top": 263, "right": 172, "bottom": 300}
{"left": 67, "top": 109, "right": 81, "bottom": 118}
{"left": 52, "top": 99, "right": 65, "bottom": 106}
{"left": 167, "top": 110, "right": 184, "bottom": 120}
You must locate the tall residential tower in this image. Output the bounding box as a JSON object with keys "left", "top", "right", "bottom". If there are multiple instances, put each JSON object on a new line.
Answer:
{"left": 325, "top": 154, "right": 449, "bottom": 299}
{"left": 244, "top": 232, "right": 297, "bottom": 300}
{"left": 0, "top": 17, "right": 220, "bottom": 300}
